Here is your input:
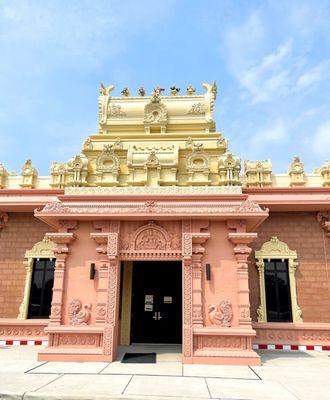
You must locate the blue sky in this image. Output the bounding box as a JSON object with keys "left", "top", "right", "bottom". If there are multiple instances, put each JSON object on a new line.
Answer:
{"left": 0, "top": 0, "right": 329, "bottom": 174}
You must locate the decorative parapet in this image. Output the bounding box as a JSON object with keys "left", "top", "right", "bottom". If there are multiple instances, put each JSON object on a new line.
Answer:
{"left": 288, "top": 156, "right": 305, "bottom": 187}
{"left": 144, "top": 87, "right": 168, "bottom": 133}
{"left": 51, "top": 161, "right": 67, "bottom": 189}
{"left": 0, "top": 163, "right": 8, "bottom": 188}
{"left": 95, "top": 144, "right": 120, "bottom": 185}
{"left": 64, "top": 185, "right": 242, "bottom": 196}
{"left": 218, "top": 150, "right": 241, "bottom": 186}
{"left": 20, "top": 159, "right": 37, "bottom": 189}
{"left": 186, "top": 143, "right": 211, "bottom": 185}
{"left": 66, "top": 153, "right": 89, "bottom": 187}
{"left": 244, "top": 159, "right": 272, "bottom": 188}
{"left": 318, "top": 160, "right": 330, "bottom": 187}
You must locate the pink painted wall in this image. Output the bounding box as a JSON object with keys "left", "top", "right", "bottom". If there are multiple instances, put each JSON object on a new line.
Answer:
{"left": 62, "top": 221, "right": 99, "bottom": 325}
{"left": 202, "top": 221, "right": 239, "bottom": 327}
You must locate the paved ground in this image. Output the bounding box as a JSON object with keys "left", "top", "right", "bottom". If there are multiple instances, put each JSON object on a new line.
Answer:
{"left": 0, "top": 345, "right": 329, "bottom": 399}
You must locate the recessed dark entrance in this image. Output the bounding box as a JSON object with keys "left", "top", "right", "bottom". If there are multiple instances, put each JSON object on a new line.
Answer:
{"left": 130, "top": 261, "right": 182, "bottom": 344}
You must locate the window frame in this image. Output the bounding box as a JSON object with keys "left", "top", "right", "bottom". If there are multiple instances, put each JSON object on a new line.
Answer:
{"left": 18, "top": 237, "right": 55, "bottom": 320}
{"left": 255, "top": 236, "right": 302, "bottom": 323}
{"left": 28, "top": 258, "right": 55, "bottom": 319}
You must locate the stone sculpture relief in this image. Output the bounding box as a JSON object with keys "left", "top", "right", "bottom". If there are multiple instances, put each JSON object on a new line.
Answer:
{"left": 208, "top": 300, "right": 233, "bottom": 327}
{"left": 69, "top": 299, "right": 92, "bottom": 325}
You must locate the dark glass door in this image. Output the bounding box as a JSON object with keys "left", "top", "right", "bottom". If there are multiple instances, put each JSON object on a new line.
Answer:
{"left": 130, "top": 261, "right": 182, "bottom": 344}
{"left": 265, "top": 259, "right": 292, "bottom": 322}
{"left": 28, "top": 258, "right": 55, "bottom": 318}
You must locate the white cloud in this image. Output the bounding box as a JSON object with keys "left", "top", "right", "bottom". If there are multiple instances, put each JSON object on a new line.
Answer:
{"left": 312, "top": 121, "right": 330, "bottom": 156}
{"left": 297, "top": 61, "right": 330, "bottom": 89}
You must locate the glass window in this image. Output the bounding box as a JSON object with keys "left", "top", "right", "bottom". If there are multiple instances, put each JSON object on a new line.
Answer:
{"left": 28, "top": 258, "right": 55, "bottom": 318}
{"left": 264, "top": 259, "right": 292, "bottom": 322}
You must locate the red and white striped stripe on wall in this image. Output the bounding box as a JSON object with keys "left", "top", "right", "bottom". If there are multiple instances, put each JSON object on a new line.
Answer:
{"left": 0, "top": 340, "right": 48, "bottom": 346}
{"left": 0, "top": 340, "right": 330, "bottom": 351}
{"left": 253, "top": 344, "right": 330, "bottom": 351}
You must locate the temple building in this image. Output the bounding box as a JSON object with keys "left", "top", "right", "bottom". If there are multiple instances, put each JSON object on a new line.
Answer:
{"left": 0, "top": 83, "right": 329, "bottom": 365}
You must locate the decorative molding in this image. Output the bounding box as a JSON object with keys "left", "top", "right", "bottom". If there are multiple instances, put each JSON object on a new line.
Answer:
{"left": 64, "top": 186, "right": 242, "bottom": 195}
{"left": 108, "top": 104, "right": 126, "bottom": 117}
{"left": 187, "top": 102, "right": 204, "bottom": 114}
{"left": 288, "top": 156, "right": 305, "bottom": 187}
{"left": 218, "top": 151, "right": 241, "bottom": 186}
{"left": 208, "top": 301, "right": 233, "bottom": 327}
{"left": 68, "top": 299, "right": 92, "bottom": 325}
{"left": 255, "top": 236, "right": 303, "bottom": 323}
{"left": 38, "top": 199, "right": 264, "bottom": 217}
{"left": 17, "top": 237, "right": 56, "bottom": 320}
{"left": 244, "top": 159, "right": 272, "bottom": 188}
{"left": 20, "top": 159, "right": 37, "bottom": 189}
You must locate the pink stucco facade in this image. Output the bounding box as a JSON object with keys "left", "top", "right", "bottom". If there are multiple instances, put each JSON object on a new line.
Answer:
{"left": 0, "top": 188, "right": 329, "bottom": 365}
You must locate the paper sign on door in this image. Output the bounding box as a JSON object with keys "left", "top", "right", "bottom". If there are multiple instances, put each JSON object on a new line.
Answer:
{"left": 145, "top": 295, "right": 153, "bottom": 304}
{"left": 164, "top": 296, "right": 172, "bottom": 304}
{"left": 144, "top": 304, "right": 153, "bottom": 312}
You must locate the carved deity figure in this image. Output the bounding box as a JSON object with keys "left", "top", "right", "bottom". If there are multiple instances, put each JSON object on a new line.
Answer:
{"left": 208, "top": 300, "right": 233, "bottom": 327}
{"left": 151, "top": 86, "right": 165, "bottom": 103}
{"left": 170, "top": 86, "right": 180, "bottom": 96}
{"left": 121, "top": 87, "right": 130, "bottom": 97}
{"left": 139, "top": 86, "right": 146, "bottom": 96}
{"left": 187, "top": 85, "right": 195, "bottom": 95}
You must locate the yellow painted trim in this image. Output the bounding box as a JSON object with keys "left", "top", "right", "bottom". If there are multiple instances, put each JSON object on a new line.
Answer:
{"left": 120, "top": 261, "right": 133, "bottom": 345}
{"left": 255, "top": 236, "right": 303, "bottom": 323}
{"left": 17, "top": 237, "right": 55, "bottom": 320}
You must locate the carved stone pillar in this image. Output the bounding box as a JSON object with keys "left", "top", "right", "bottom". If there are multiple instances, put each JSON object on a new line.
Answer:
{"left": 46, "top": 231, "right": 76, "bottom": 326}
{"left": 182, "top": 221, "right": 210, "bottom": 363}
{"left": 228, "top": 231, "right": 257, "bottom": 327}
{"left": 182, "top": 221, "right": 193, "bottom": 362}
{"left": 103, "top": 221, "right": 120, "bottom": 361}
{"left": 90, "top": 231, "right": 110, "bottom": 324}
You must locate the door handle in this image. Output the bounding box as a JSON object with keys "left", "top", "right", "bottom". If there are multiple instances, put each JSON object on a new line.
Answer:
{"left": 158, "top": 312, "right": 162, "bottom": 320}
{"left": 153, "top": 312, "right": 158, "bottom": 320}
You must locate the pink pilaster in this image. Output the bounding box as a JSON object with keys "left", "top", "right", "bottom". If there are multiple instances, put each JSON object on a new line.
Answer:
{"left": 228, "top": 231, "right": 257, "bottom": 327}
{"left": 90, "top": 230, "right": 110, "bottom": 325}
{"left": 46, "top": 231, "right": 76, "bottom": 326}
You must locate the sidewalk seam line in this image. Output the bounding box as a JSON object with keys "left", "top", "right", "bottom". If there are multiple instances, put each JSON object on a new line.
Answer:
{"left": 33, "top": 373, "right": 64, "bottom": 392}
{"left": 248, "top": 365, "right": 262, "bottom": 380}
{"left": 121, "top": 374, "right": 134, "bottom": 395}
{"left": 25, "top": 361, "right": 49, "bottom": 374}
{"left": 204, "top": 377, "right": 212, "bottom": 399}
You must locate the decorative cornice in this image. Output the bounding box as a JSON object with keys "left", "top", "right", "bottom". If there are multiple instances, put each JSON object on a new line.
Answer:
{"left": 64, "top": 186, "right": 242, "bottom": 196}
{"left": 37, "top": 199, "right": 266, "bottom": 217}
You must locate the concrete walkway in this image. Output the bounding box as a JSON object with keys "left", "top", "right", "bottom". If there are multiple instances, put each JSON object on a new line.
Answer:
{"left": 0, "top": 345, "right": 330, "bottom": 399}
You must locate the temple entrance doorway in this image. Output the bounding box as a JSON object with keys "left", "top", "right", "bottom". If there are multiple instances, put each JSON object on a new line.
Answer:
{"left": 130, "top": 261, "right": 182, "bottom": 344}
